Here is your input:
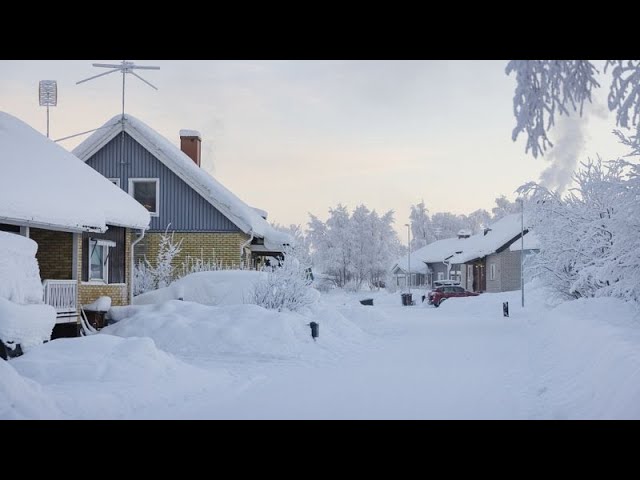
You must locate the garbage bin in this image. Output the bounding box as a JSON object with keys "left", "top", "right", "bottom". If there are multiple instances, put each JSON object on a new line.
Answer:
{"left": 401, "top": 293, "right": 413, "bottom": 306}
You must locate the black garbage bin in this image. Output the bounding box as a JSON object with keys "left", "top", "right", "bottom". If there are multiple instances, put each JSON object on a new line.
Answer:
{"left": 401, "top": 293, "right": 413, "bottom": 306}
{"left": 309, "top": 321, "right": 319, "bottom": 340}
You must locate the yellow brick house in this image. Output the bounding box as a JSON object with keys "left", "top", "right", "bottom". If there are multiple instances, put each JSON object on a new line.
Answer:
{"left": 0, "top": 111, "right": 150, "bottom": 337}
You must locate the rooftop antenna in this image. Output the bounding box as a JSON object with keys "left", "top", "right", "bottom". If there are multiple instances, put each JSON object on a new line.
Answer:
{"left": 39, "top": 80, "right": 57, "bottom": 138}
{"left": 76, "top": 60, "right": 160, "bottom": 122}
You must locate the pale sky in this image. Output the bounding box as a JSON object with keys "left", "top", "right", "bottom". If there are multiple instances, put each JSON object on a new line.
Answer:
{"left": 0, "top": 60, "right": 628, "bottom": 235}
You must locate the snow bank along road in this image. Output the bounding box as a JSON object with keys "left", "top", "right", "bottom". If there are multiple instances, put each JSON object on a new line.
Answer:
{"left": 144, "top": 288, "right": 640, "bottom": 419}
{"left": 4, "top": 286, "right": 640, "bottom": 419}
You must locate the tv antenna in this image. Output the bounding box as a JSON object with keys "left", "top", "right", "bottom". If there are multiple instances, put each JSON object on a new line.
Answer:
{"left": 39, "top": 80, "right": 57, "bottom": 138}
{"left": 76, "top": 60, "right": 160, "bottom": 122}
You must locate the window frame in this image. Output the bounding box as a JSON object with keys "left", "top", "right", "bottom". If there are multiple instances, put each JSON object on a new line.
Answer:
{"left": 108, "top": 178, "right": 121, "bottom": 188}
{"left": 128, "top": 178, "right": 160, "bottom": 216}
{"left": 87, "top": 239, "right": 113, "bottom": 283}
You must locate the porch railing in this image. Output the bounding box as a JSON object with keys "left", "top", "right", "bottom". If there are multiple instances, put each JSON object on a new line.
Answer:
{"left": 42, "top": 280, "right": 77, "bottom": 318}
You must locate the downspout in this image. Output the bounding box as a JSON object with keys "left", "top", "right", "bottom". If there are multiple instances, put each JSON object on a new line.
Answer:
{"left": 443, "top": 255, "right": 453, "bottom": 281}
{"left": 240, "top": 230, "right": 254, "bottom": 269}
{"left": 130, "top": 228, "right": 146, "bottom": 303}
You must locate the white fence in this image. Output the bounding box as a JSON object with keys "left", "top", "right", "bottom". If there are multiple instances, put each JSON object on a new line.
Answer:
{"left": 42, "top": 279, "right": 77, "bottom": 321}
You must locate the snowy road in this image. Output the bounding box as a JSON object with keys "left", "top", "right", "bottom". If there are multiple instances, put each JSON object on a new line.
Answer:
{"left": 150, "top": 293, "right": 540, "bottom": 419}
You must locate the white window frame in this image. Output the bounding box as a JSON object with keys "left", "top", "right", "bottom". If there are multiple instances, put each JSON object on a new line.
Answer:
{"left": 88, "top": 239, "right": 115, "bottom": 283}
{"left": 490, "top": 263, "right": 496, "bottom": 281}
{"left": 128, "top": 178, "right": 160, "bottom": 217}
{"left": 108, "top": 178, "right": 121, "bottom": 188}
{"left": 437, "top": 272, "right": 444, "bottom": 281}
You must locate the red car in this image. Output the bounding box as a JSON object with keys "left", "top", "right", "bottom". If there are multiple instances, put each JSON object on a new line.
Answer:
{"left": 428, "top": 285, "right": 479, "bottom": 307}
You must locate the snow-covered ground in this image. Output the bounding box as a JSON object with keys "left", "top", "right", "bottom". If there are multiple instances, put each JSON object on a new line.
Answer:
{"left": 2, "top": 276, "right": 640, "bottom": 419}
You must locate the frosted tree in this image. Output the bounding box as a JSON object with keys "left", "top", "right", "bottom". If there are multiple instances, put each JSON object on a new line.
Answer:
{"left": 491, "top": 195, "right": 519, "bottom": 221}
{"left": 517, "top": 158, "right": 637, "bottom": 302}
{"left": 271, "top": 223, "right": 312, "bottom": 267}
{"left": 430, "top": 212, "right": 468, "bottom": 239}
{"left": 507, "top": 60, "right": 640, "bottom": 157}
{"left": 307, "top": 204, "right": 402, "bottom": 290}
{"left": 467, "top": 208, "right": 492, "bottom": 233}
{"left": 249, "top": 245, "right": 317, "bottom": 312}
{"left": 409, "top": 200, "right": 435, "bottom": 248}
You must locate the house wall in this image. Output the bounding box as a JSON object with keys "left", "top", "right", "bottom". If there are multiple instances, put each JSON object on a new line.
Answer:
{"left": 29, "top": 228, "right": 73, "bottom": 280}
{"left": 134, "top": 231, "right": 250, "bottom": 273}
{"left": 427, "top": 263, "right": 448, "bottom": 283}
{"left": 77, "top": 227, "right": 131, "bottom": 308}
{"left": 85, "top": 133, "right": 243, "bottom": 233}
{"left": 486, "top": 249, "right": 522, "bottom": 293}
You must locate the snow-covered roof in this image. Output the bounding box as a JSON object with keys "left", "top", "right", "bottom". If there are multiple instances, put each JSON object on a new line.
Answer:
{"left": 392, "top": 237, "right": 468, "bottom": 273}
{"left": 0, "top": 111, "right": 150, "bottom": 232}
{"left": 73, "top": 114, "right": 291, "bottom": 250}
{"left": 391, "top": 214, "right": 536, "bottom": 272}
{"left": 448, "top": 214, "right": 531, "bottom": 264}
{"left": 509, "top": 231, "right": 540, "bottom": 251}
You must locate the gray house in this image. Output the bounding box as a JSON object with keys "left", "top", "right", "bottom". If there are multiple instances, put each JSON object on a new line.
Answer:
{"left": 72, "top": 114, "right": 291, "bottom": 272}
{"left": 391, "top": 214, "right": 539, "bottom": 293}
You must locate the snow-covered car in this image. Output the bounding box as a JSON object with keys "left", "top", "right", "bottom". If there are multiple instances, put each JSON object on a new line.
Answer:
{"left": 428, "top": 286, "right": 479, "bottom": 307}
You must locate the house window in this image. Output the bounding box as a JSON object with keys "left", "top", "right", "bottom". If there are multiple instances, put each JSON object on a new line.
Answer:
{"left": 108, "top": 178, "right": 120, "bottom": 188}
{"left": 490, "top": 263, "right": 496, "bottom": 281}
{"left": 88, "top": 239, "right": 115, "bottom": 282}
{"left": 437, "top": 272, "right": 444, "bottom": 281}
{"left": 129, "top": 178, "right": 159, "bottom": 216}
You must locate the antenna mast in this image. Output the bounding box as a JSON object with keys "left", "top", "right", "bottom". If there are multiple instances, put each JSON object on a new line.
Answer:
{"left": 39, "top": 80, "right": 57, "bottom": 138}
{"left": 76, "top": 60, "right": 160, "bottom": 123}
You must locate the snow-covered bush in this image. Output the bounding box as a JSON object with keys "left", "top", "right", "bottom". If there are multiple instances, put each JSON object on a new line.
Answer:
{"left": 249, "top": 246, "right": 318, "bottom": 312}
{"left": 133, "top": 226, "right": 183, "bottom": 295}
{"left": 179, "top": 251, "right": 224, "bottom": 277}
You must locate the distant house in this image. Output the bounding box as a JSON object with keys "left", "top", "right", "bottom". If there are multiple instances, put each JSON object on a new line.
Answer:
{"left": 445, "top": 214, "right": 539, "bottom": 293}
{"left": 391, "top": 214, "right": 539, "bottom": 293}
{"left": 0, "top": 111, "right": 150, "bottom": 335}
{"left": 72, "top": 115, "right": 291, "bottom": 273}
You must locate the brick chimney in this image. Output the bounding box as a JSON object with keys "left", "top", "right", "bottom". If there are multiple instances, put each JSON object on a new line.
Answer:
{"left": 180, "top": 129, "right": 202, "bottom": 167}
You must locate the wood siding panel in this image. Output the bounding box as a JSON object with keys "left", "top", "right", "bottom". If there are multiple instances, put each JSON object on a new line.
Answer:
{"left": 86, "top": 133, "right": 242, "bottom": 233}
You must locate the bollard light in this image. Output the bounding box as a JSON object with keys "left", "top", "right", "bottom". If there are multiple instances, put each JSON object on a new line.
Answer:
{"left": 309, "top": 322, "right": 319, "bottom": 341}
{"left": 503, "top": 302, "right": 509, "bottom": 317}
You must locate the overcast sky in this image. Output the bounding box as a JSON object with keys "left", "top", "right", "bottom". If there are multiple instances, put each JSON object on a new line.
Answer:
{"left": 0, "top": 60, "right": 628, "bottom": 235}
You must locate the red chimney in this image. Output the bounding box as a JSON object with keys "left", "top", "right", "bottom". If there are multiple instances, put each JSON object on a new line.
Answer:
{"left": 180, "top": 129, "right": 201, "bottom": 167}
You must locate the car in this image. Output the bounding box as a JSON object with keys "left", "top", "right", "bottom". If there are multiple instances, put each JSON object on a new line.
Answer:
{"left": 421, "top": 280, "right": 461, "bottom": 303}
{"left": 428, "top": 285, "right": 479, "bottom": 307}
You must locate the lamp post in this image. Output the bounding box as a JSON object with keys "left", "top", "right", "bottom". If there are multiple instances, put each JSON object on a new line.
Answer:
{"left": 517, "top": 198, "right": 524, "bottom": 308}
{"left": 404, "top": 223, "right": 411, "bottom": 295}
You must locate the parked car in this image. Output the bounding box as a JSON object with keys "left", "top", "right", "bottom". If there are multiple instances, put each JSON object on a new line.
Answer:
{"left": 421, "top": 280, "right": 461, "bottom": 303}
{"left": 428, "top": 285, "right": 479, "bottom": 307}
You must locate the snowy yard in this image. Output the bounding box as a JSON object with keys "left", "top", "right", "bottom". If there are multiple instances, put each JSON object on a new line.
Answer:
{"left": 2, "top": 277, "right": 640, "bottom": 419}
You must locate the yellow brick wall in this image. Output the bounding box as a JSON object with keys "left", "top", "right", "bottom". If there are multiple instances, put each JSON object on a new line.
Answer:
{"left": 135, "top": 232, "right": 250, "bottom": 274}
{"left": 77, "top": 227, "right": 132, "bottom": 309}
{"left": 30, "top": 228, "right": 73, "bottom": 280}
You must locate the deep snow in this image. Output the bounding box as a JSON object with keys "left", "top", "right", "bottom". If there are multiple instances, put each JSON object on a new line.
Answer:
{"left": 2, "top": 279, "right": 640, "bottom": 419}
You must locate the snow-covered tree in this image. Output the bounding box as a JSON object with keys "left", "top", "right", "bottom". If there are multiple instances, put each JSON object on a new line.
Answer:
{"left": 307, "top": 204, "right": 402, "bottom": 289}
{"left": 491, "top": 195, "right": 519, "bottom": 221}
{"left": 518, "top": 158, "right": 638, "bottom": 302}
{"left": 507, "top": 60, "right": 640, "bottom": 157}
{"left": 409, "top": 200, "right": 435, "bottom": 248}
{"left": 249, "top": 245, "right": 317, "bottom": 312}
{"left": 271, "top": 223, "right": 312, "bottom": 267}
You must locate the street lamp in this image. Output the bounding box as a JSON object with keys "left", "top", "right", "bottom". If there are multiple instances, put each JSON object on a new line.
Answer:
{"left": 404, "top": 223, "right": 411, "bottom": 295}
{"left": 517, "top": 198, "right": 524, "bottom": 308}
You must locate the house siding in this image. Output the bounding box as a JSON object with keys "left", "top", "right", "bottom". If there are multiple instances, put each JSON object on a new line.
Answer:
{"left": 486, "top": 249, "right": 522, "bottom": 293}
{"left": 427, "top": 263, "right": 448, "bottom": 283}
{"left": 85, "top": 133, "right": 242, "bottom": 233}
{"left": 77, "top": 227, "right": 131, "bottom": 309}
{"left": 134, "top": 231, "right": 250, "bottom": 272}
{"left": 30, "top": 228, "right": 73, "bottom": 280}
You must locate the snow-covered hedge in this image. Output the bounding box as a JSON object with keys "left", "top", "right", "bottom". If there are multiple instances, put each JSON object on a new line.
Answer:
{"left": 0, "top": 298, "right": 55, "bottom": 352}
